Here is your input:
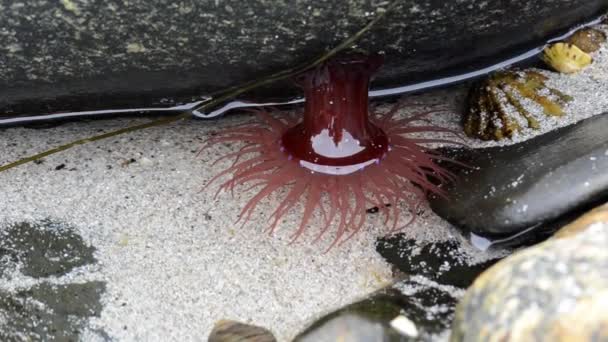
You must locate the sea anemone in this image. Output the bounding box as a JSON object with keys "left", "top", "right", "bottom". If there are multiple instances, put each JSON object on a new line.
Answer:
{"left": 202, "top": 54, "right": 459, "bottom": 249}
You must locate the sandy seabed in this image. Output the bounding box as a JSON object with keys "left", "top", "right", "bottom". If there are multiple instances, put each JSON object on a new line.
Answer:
{"left": 0, "top": 114, "right": 451, "bottom": 341}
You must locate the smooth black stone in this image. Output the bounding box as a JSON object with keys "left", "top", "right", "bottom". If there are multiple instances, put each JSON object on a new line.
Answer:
{"left": 294, "top": 277, "right": 460, "bottom": 341}
{"left": 0, "top": 221, "right": 96, "bottom": 278}
{"left": 429, "top": 113, "right": 608, "bottom": 236}
{"left": 2, "top": 0, "right": 607, "bottom": 117}
{"left": 376, "top": 237, "right": 500, "bottom": 288}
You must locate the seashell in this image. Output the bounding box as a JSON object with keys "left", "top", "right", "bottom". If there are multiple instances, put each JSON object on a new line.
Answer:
{"left": 464, "top": 70, "right": 572, "bottom": 141}
{"left": 566, "top": 27, "right": 606, "bottom": 53}
{"left": 208, "top": 320, "right": 277, "bottom": 342}
{"left": 542, "top": 42, "right": 592, "bottom": 74}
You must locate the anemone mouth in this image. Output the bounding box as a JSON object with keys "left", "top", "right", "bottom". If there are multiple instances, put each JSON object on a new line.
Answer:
{"left": 201, "top": 102, "right": 460, "bottom": 250}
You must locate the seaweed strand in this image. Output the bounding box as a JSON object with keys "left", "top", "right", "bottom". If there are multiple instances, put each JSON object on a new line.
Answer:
{"left": 0, "top": 115, "right": 186, "bottom": 172}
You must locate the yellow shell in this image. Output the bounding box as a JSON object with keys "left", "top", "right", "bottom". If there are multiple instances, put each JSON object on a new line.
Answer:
{"left": 542, "top": 42, "right": 592, "bottom": 74}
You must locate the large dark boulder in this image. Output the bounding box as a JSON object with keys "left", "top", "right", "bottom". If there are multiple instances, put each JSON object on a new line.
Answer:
{"left": 429, "top": 113, "right": 608, "bottom": 237}
{"left": 1, "top": 0, "right": 607, "bottom": 116}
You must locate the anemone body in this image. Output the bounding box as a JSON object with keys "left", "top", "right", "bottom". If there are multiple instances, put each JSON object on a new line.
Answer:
{"left": 203, "top": 55, "right": 456, "bottom": 248}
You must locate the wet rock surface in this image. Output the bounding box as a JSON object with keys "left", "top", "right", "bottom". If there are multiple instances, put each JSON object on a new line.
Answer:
{"left": 429, "top": 112, "right": 608, "bottom": 236}
{"left": 451, "top": 203, "right": 608, "bottom": 342}
{"left": 295, "top": 314, "right": 394, "bottom": 342}
{"left": 0, "top": 282, "right": 107, "bottom": 341}
{"left": 2, "top": 0, "right": 607, "bottom": 116}
{"left": 294, "top": 277, "right": 463, "bottom": 342}
{"left": 0, "top": 221, "right": 106, "bottom": 340}
{"left": 0, "top": 221, "right": 96, "bottom": 278}
{"left": 295, "top": 238, "right": 499, "bottom": 341}
{"left": 376, "top": 237, "right": 501, "bottom": 288}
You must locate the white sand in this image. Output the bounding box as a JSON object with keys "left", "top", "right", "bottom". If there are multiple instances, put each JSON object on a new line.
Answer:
{"left": 1, "top": 114, "right": 464, "bottom": 341}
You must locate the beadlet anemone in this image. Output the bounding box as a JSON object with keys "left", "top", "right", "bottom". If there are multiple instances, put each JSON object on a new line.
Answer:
{"left": 203, "top": 54, "right": 458, "bottom": 249}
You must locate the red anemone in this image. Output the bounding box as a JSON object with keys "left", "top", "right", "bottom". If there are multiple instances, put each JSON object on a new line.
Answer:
{"left": 202, "top": 54, "right": 458, "bottom": 249}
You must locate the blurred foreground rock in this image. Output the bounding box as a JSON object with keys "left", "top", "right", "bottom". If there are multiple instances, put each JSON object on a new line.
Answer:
{"left": 451, "top": 203, "right": 608, "bottom": 342}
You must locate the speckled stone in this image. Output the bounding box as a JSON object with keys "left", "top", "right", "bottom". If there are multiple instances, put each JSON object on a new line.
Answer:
{"left": 1, "top": 0, "right": 607, "bottom": 116}
{"left": 451, "top": 203, "right": 608, "bottom": 342}
{"left": 429, "top": 112, "right": 608, "bottom": 236}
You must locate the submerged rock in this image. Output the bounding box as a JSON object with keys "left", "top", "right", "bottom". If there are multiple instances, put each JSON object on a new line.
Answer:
{"left": 294, "top": 276, "right": 464, "bottom": 341}
{"left": 295, "top": 314, "right": 392, "bottom": 342}
{"left": 0, "top": 282, "right": 107, "bottom": 341}
{"left": 376, "top": 237, "right": 500, "bottom": 288}
{"left": 451, "top": 203, "right": 608, "bottom": 342}
{"left": 0, "top": 221, "right": 96, "bottom": 278}
{"left": 0, "top": 220, "right": 107, "bottom": 340}
{"left": 429, "top": 112, "right": 608, "bottom": 236}
{"left": 297, "top": 237, "right": 503, "bottom": 340}
{"left": 1, "top": 0, "right": 607, "bottom": 117}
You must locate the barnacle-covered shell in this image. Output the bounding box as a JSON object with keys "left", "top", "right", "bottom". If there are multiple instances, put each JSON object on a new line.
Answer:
{"left": 566, "top": 27, "right": 607, "bottom": 53}
{"left": 463, "top": 70, "right": 572, "bottom": 141}
{"left": 542, "top": 42, "right": 592, "bottom": 74}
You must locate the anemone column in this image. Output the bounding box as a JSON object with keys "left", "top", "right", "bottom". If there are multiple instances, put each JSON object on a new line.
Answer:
{"left": 281, "top": 55, "right": 389, "bottom": 175}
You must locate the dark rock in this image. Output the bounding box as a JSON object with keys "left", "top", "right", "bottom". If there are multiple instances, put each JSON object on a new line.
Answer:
{"left": 294, "top": 277, "right": 461, "bottom": 341}
{"left": 0, "top": 221, "right": 96, "bottom": 278}
{"left": 376, "top": 237, "right": 500, "bottom": 288}
{"left": 1, "top": 1, "right": 607, "bottom": 117}
{"left": 451, "top": 203, "right": 608, "bottom": 341}
{"left": 0, "top": 281, "right": 107, "bottom": 341}
{"left": 429, "top": 112, "right": 608, "bottom": 236}
{"left": 295, "top": 314, "right": 392, "bottom": 342}
{"left": 0, "top": 220, "right": 107, "bottom": 340}
{"left": 208, "top": 320, "right": 277, "bottom": 342}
